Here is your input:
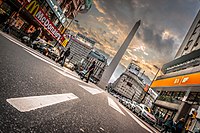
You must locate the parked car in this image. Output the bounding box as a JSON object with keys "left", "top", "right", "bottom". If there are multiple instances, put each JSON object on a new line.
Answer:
{"left": 122, "top": 99, "right": 132, "bottom": 107}
{"left": 31, "top": 38, "right": 47, "bottom": 52}
{"left": 21, "top": 34, "right": 31, "bottom": 45}
{"left": 127, "top": 101, "right": 138, "bottom": 111}
{"left": 119, "top": 97, "right": 126, "bottom": 103}
{"left": 134, "top": 104, "right": 157, "bottom": 125}
{"left": 46, "top": 46, "right": 59, "bottom": 60}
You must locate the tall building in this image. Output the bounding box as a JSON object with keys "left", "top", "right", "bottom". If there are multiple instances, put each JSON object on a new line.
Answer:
{"left": 66, "top": 37, "right": 93, "bottom": 64}
{"left": 112, "top": 63, "right": 145, "bottom": 101}
{"left": 151, "top": 10, "right": 200, "bottom": 131}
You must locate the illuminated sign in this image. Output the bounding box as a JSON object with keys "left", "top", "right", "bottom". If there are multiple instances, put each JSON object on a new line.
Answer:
{"left": 35, "top": 10, "right": 61, "bottom": 40}
{"left": 24, "top": 0, "right": 66, "bottom": 46}
{"left": 45, "top": 0, "right": 66, "bottom": 24}
{"left": 151, "top": 72, "right": 200, "bottom": 88}
{"left": 26, "top": 0, "right": 39, "bottom": 16}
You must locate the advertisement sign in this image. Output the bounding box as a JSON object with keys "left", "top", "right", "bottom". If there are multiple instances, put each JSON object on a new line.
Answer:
{"left": 151, "top": 72, "right": 200, "bottom": 88}
{"left": 22, "top": 0, "right": 67, "bottom": 46}
{"left": 148, "top": 88, "right": 158, "bottom": 100}
{"left": 144, "top": 85, "right": 149, "bottom": 92}
{"left": 45, "top": 0, "right": 66, "bottom": 24}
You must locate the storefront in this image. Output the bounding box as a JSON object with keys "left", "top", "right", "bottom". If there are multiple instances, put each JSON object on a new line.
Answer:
{"left": 0, "top": 0, "right": 68, "bottom": 47}
{"left": 151, "top": 71, "right": 200, "bottom": 131}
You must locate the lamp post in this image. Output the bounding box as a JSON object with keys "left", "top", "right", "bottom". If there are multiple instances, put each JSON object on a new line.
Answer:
{"left": 140, "top": 68, "right": 160, "bottom": 103}
{"left": 55, "top": 19, "right": 78, "bottom": 46}
{"left": 61, "top": 18, "right": 78, "bottom": 35}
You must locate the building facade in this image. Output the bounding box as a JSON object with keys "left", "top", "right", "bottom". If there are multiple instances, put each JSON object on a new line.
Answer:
{"left": 81, "top": 50, "right": 107, "bottom": 84}
{"left": 112, "top": 63, "right": 145, "bottom": 102}
{"left": 0, "top": 0, "right": 92, "bottom": 46}
{"left": 66, "top": 37, "right": 93, "bottom": 65}
{"left": 151, "top": 10, "right": 200, "bottom": 132}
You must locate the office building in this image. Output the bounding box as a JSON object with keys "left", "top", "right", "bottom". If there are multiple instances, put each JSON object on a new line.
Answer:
{"left": 66, "top": 37, "right": 93, "bottom": 65}
{"left": 81, "top": 50, "right": 107, "bottom": 84}
{"left": 112, "top": 63, "right": 145, "bottom": 101}
{"left": 151, "top": 10, "right": 200, "bottom": 132}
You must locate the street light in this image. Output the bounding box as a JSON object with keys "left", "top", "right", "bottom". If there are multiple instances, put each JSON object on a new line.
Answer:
{"left": 140, "top": 67, "right": 160, "bottom": 103}
{"left": 61, "top": 18, "right": 79, "bottom": 34}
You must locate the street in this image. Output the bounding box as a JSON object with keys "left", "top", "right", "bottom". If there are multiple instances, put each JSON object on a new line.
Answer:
{"left": 0, "top": 32, "right": 158, "bottom": 133}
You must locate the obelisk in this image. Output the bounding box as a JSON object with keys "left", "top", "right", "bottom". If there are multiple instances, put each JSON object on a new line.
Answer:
{"left": 98, "top": 20, "right": 141, "bottom": 89}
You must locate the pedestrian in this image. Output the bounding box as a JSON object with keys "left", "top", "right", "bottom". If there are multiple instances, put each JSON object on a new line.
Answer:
{"left": 3, "top": 19, "right": 11, "bottom": 34}
{"left": 56, "top": 47, "right": 71, "bottom": 67}
{"left": 175, "top": 118, "right": 185, "bottom": 133}
{"left": 161, "top": 115, "right": 174, "bottom": 133}
{"left": 85, "top": 61, "right": 96, "bottom": 83}
{"left": 30, "top": 27, "right": 42, "bottom": 43}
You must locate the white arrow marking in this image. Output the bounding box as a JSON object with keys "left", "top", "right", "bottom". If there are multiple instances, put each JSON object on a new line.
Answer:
{"left": 118, "top": 103, "right": 153, "bottom": 133}
{"left": 107, "top": 97, "right": 125, "bottom": 115}
{"left": 79, "top": 85, "right": 104, "bottom": 95}
{"left": 6, "top": 93, "right": 78, "bottom": 112}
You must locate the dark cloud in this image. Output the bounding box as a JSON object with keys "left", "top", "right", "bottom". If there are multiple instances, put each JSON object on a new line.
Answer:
{"left": 138, "top": 25, "right": 176, "bottom": 63}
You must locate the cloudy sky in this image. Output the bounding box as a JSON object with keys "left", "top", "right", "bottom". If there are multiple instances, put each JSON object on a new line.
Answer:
{"left": 69, "top": 0, "right": 199, "bottom": 81}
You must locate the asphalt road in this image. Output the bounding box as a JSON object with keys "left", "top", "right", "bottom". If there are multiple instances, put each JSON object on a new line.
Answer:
{"left": 0, "top": 31, "right": 158, "bottom": 133}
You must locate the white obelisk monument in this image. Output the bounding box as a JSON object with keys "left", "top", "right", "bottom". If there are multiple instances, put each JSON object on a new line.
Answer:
{"left": 98, "top": 20, "right": 141, "bottom": 89}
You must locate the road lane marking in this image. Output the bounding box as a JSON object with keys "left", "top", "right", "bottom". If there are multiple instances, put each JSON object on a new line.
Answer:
{"left": 107, "top": 97, "right": 125, "bottom": 116}
{"left": 6, "top": 93, "right": 78, "bottom": 112}
{"left": 79, "top": 85, "right": 104, "bottom": 95}
{"left": 118, "top": 103, "right": 153, "bottom": 133}
{"left": 24, "top": 50, "right": 81, "bottom": 80}
{"left": 24, "top": 49, "right": 59, "bottom": 68}
{"left": 52, "top": 67, "right": 83, "bottom": 82}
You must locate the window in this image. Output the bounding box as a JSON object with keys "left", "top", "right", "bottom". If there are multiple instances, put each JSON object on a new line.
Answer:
{"left": 191, "top": 34, "right": 200, "bottom": 51}
{"left": 184, "top": 40, "right": 193, "bottom": 50}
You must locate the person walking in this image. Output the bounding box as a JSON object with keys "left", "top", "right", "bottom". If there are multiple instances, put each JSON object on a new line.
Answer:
{"left": 161, "top": 115, "right": 174, "bottom": 133}
{"left": 3, "top": 19, "right": 11, "bottom": 34}
{"left": 56, "top": 47, "right": 71, "bottom": 67}
{"left": 85, "top": 61, "right": 96, "bottom": 83}
{"left": 30, "top": 27, "right": 41, "bottom": 43}
{"left": 175, "top": 118, "right": 185, "bottom": 133}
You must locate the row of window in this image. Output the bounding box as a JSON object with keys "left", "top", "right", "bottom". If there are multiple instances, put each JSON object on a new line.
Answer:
{"left": 182, "top": 19, "right": 200, "bottom": 56}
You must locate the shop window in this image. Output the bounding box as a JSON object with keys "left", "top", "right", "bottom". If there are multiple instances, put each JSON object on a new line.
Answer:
{"left": 0, "top": 2, "right": 11, "bottom": 15}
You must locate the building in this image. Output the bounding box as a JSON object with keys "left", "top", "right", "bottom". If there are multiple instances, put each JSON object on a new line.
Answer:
{"left": 66, "top": 37, "right": 93, "bottom": 65}
{"left": 112, "top": 63, "right": 145, "bottom": 102}
{"left": 151, "top": 10, "right": 200, "bottom": 131}
{"left": 81, "top": 50, "right": 107, "bottom": 84}
{"left": 0, "top": 0, "right": 92, "bottom": 46}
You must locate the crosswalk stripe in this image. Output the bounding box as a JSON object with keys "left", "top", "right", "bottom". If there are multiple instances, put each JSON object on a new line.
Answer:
{"left": 79, "top": 85, "right": 104, "bottom": 95}
{"left": 6, "top": 93, "right": 78, "bottom": 112}
{"left": 107, "top": 97, "right": 125, "bottom": 115}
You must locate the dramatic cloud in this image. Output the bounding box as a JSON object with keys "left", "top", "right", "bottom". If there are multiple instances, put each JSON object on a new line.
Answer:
{"left": 69, "top": 0, "right": 199, "bottom": 80}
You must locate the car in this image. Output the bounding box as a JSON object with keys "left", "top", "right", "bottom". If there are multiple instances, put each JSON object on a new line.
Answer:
{"left": 21, "top": 34, "right": 31, "bottom": 45}
{"left": 31, "top": 38, "right": 47, "bottom": 51}
{"left": 46, "top": 45, "right": 59, "bottom": 60}
{"left": 134, "top": 104, "right": 157, "bottom": 125}
{"left": 122, "top": 99, "right": 132, "bottom": 107}
{"left": 127, "top": 101, "right": 138, "bottom": 111}
{"left": 119, "top": 97, "right": 126, "bottom": 103}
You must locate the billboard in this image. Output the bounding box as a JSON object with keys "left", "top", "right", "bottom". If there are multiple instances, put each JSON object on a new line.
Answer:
{"left": 23, "top": 0, "right": 66, "bottom": 45}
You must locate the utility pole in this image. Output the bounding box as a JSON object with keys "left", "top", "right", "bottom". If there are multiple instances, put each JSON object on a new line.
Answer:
{"left": 140, "top": 68, "right": 160, "bottom": 103}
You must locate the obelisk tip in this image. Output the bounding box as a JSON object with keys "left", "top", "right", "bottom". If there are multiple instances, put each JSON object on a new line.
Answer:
{"left": 137, "top": 20, "right": 141, "bottom": 24}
